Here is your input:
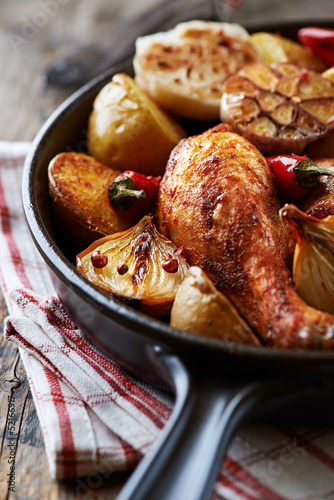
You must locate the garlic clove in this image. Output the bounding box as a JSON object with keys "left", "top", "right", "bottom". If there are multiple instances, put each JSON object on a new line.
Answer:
{"left": 280, "top": 204, "right": 334, "bottom": 314}
{"left": 171, "top": 266, "right": 261, "bottom": 345}
{"left": 76, "top": 215, "right": 189, "bottom": 317}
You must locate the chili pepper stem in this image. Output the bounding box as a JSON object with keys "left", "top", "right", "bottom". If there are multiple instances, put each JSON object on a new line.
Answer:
{"left": 114, "top": 187, "right": 145, "bottom": 200}
{"left": 108, "top": 175, "right": 146, "bottom": 211}
{"left": 293, "top": 158, "right": 334, "bottom": 190}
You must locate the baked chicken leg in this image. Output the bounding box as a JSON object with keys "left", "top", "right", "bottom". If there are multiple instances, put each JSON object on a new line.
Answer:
{"left": 157, "top": 123, "right": 334, "bottom": 349}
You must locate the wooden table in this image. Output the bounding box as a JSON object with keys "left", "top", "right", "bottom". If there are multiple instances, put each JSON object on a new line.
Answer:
{"left": 1, "top": 1, "right": 334, "bottom": 498}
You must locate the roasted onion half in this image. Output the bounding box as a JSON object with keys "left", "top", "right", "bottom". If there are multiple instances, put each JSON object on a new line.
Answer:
{"left": 220, "top": 62, "right": 334, "bottom": 155}
{"left": 280, "top": 204, "right": 334, "bottom": 315}
{"left": 76, "top": 215, "right": 189, "bottom": 317}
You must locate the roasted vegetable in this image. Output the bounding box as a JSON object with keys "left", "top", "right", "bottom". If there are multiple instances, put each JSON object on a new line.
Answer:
{"left": 48, "top": 152, "right": 132, "bottom": 247}
{"left": 306, "top": 66, "right": 334, "bottom": 158}
{"left": 134, "top": 20, "right": 263, "bottom": 121}
{"left": 107, "top": 170, "right": 161, "bottom": 221}
{"left": 297, "top": 158, "right": 334, "bottom": 219}
{"left": 171, "top": 267, "right": 260, "bottom": 345}
{"left": 87, "top": 73, "right": 186, "bottom": 176}
{"left": 280, "top": 204, "right": 334, "bottom": 315}
{"left": 298, "top": 27, "right": 334, "bottom": 67}
{"left": 220, "top": 62, "right": 334, "bottom": 155}
{"left": 251, "top": 31, "right": 327, "bottom": 71}
{"left": 76, "top": 215, "right": 189, "bottom": 317}
{"left": 267, "top": 154, "right": 334, "bottom": 202}
{"left": 323, "top": 66, "right": 334, "bottom": 82}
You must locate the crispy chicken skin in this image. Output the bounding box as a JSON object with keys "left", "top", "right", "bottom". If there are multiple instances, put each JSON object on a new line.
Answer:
{"left": 156, "top": 124, "right": 334, "bottom": 349}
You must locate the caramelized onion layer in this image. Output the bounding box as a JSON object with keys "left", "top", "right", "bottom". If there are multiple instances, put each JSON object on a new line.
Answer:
{"left": 76, "top": 215, "right": 189, "bottom": 317}
{"left": 280, "top": 204, "right": 334, "bottom": 314}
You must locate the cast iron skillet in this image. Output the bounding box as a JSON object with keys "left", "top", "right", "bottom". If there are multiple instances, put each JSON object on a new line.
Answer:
{"left": 23, "top": 19, "right": 334, "bottom": 500}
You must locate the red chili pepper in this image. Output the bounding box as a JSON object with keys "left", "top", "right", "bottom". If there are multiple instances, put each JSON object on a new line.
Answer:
{"left": 266, "top": 154, "right": 334, "bottom": 202}
{"left": 107, "top": 171, "right": 161, "bottom": 220}
{"left": 298, "top": 27, "right": 334, "bottom": 66}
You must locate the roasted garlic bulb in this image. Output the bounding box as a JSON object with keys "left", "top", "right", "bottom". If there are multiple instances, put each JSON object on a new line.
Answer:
{"left": 76, "top": 215, "right": 189, "bottom": 317}
{"left": 221, "top": 62, "right": 334, "bottom": 155}
{"left": 171, "top": 267, "right": 260, "bottom": 346}
{"left": 280, "top": 204, "right": 334, "bottom": 314}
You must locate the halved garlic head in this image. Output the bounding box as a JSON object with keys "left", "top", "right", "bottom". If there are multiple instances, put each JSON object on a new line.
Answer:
{"left": 171, "top": 266, "right": 260, "bottom": 345}
{"left": 280, "top": 204, "right": 334, "bottom": 314}
{"left": 76, "top": 215, "right": 189, "bottom": 317}
{"left": 221, "top": 62, "right": 334, "bottom": 155}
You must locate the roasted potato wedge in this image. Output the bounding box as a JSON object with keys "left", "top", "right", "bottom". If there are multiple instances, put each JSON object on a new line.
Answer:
{"left": 251, "top": 32, "right": 327, "bottom": 72}
{"left": 170, "top": 267, "right": 260, "bottom": 345}
{"left": 87, "top": 73, "right": 186, "bottom": 176}
{"left": 221, "top": 62, "right": 334, "bottom": 155}
{"left": 134, "top": 20, "right": 263, "bottom": 121}
{"left": 48, "top": 152, "right": 132, "bottom": 247}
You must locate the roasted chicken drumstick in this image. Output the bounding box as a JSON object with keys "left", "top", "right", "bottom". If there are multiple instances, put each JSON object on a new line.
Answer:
{"left": 157, "top": 123, "right": 334, "bottom": 349}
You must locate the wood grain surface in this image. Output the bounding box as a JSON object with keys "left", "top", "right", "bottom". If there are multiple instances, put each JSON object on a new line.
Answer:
{"left": 1, "top": 0, "right": 334, "bottom": 498}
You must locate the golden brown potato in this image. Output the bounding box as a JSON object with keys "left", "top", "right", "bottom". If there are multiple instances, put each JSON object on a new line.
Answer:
{"left": 251, "top": 32, "right": 327, "bottom": 72}
{"left": 87, "top": 73, "right": 186, "bottom": 176}
{"left": 170, "top": 267, "right": 260, "bottom": 346}
{"left": 48, "top": 152, "right": 132, "bottom": 247}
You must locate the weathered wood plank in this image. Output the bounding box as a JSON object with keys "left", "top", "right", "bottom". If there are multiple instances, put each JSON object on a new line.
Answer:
{"left": 0, "top": 0, "right": 158, "bottom": 141}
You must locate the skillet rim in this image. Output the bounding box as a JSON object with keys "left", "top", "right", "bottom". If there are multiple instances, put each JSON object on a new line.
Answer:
{"left": 22, "top": 19, "right": 334, "bottom": 366}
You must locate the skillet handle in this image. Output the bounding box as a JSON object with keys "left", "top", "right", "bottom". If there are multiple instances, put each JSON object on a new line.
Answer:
{"left": 117, "top": 346, "right": 315, "bottom": 500}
